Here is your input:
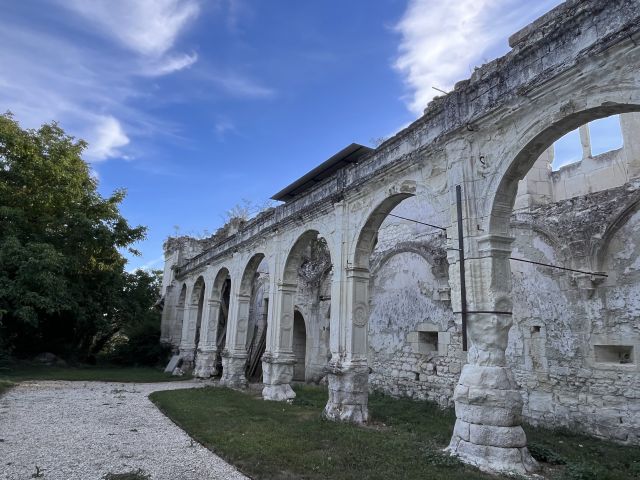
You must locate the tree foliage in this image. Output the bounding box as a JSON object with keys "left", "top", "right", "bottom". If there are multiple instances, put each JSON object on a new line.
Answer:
{"left": 0, "top": 113, "right": 153, "bottom": 360}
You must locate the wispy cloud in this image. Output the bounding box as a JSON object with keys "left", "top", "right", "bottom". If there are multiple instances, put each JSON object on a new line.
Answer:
{"left": 142, "top": 52, "right": 199, "bottom": 77}
{"left": 210, "top": 71, "right": 276, "bottom": 98}
{"left": 0, "top": 0, "right": 273, "bottom": 164}
{"left": 394, "top": 0, "right": 562, "bottom": 116}
{"left": 61, "top": 0, "right": 200, "bottom": 58}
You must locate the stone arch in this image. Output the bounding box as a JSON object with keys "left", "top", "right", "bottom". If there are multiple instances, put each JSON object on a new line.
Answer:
{"left": 489, "top": 104, "right": 640, "bottom": 235}
{"left": 211, "top": 266, "right": 231, "bottom": 302}
{"left": 239, "top": 253, "right": 271, "bottom": 382}
{"left": 595, "top": 196, "right": 640, "bottom": 273}
{"left": 240, "top": 253, "right": 266, "bottom": 296}
{"left": 191, "top": 276, "right": 206, "bottom": 347}
{"left": 283, "top": 230, "right": 332, "bottom": 284}
{"left": 175, "top": 283, "right": 187, "bottom": 344}
{"left": 452, "top": 96, "right": 640, "bottom": 470}
{"left": 353, "top": 193, "right": 415, "bottom": 270}
{"left": 209, "top": 267, "right": 231, "bottom": 377}
{"left": 280, "top": 230, "right": 333, "bottom": 357}
{"left": 262, "top": 230, "right": 334, "bottom": 401}
{"left": 370, "top": 241, "right": 448, "bottom": 281}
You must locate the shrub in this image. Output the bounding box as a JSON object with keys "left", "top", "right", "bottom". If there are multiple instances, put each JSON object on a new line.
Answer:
{"left": 102, "top": 315, "right": 171, "bottom": 367}
{"left": 528, "top": 441, "right": 566, "bottom": 465}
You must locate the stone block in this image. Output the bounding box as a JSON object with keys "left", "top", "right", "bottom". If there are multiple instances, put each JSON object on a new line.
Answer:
{"left": 164, "top": 354, "right": 181, "bottom": 373}
{"left": 452, "top": 440, "right": 538, "bottom": 475}
{"left": 458, "top": 365, "right": 517, "bottom": 390}
{"left": 452, "top": 419, "right": 470, "bottom": 442}
{"left": 469, "top": 424, "right": 527, "bottom": 448}
{"left": 455, "top": 403, "right": 522, "bottom": 427}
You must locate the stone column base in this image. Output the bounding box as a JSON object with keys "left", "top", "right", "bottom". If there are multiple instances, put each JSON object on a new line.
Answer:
{"left": 219, "top": 349, "right": 248, "bottom": 388}
{"left": 193, "top": 348, "right": 218, "bottom": 378}
{"left": 446, "top": 364, "right": 538, "bottom": 475}
{"left": 262, "top": 353, "right": 296, "bottom": 401}
{"left": 173, "top": 347, "right": 195, "bottom": 375}
{"left": 323, "top": 361, "right": 369, "bottom": 424}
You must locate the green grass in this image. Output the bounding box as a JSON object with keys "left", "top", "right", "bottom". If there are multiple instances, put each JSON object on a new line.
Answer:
{"left": 0, "top": 379, "right": 15, "bottom": 396}
{"left": 0, "top": 363, "right": 186, "bottom": 384}
{"left": 150, "top": 386, "right": 640, "bottom": 480}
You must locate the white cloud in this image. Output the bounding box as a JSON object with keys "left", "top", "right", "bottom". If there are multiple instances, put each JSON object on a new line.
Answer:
{"left": 0, "top": 0, "right": 275, "bottom": 167}
{"left": 394, "top": 0, "right": 563, "bottom": 116}
{"left": 62, "top": 0, "right": 200, "bottom": 58}
{"left": 130, "top": 254, "right": 165, "bottom": 272}
{"left": 210, "top": 71, "right": 275, "bottom": 98}
{"left": 85, "top": 116, "right": 130, "bottom": 161}
{"left": 142, "top": 52, "right": 199, "bottom": 76}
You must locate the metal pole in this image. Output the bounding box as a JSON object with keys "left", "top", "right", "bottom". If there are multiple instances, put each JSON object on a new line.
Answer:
{"left": 456, "top": 185, "right": 468, "bottom": 352}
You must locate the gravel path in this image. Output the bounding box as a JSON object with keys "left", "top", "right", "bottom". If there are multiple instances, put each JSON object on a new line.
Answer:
{"left": 0, "top": 380, "right": 248, "bottom": 480}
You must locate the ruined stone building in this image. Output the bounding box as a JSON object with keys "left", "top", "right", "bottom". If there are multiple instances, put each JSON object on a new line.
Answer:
{"left": 159, "top": 1, "right": 640, "bottom": 474}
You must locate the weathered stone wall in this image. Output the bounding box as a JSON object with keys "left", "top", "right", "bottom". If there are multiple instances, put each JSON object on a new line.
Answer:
{"left": 159, "top": 2, "right": 640, "bottom": 468}
{"left": 367, "top": 162, "right": 640, "bottom": 444}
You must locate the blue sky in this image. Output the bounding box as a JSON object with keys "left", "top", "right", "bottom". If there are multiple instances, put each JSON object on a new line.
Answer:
{"left": 3, "top": 0, "right": 623, "bottom": 271}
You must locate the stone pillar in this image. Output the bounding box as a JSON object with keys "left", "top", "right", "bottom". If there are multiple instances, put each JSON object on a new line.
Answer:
{"left": 177, "top": 303, "right": 198, "bottom": 372}
{"left": 620, "top": 112, "right": 640, "bottom": 180}
{"left": 172, "top": 305, "right": 185, "bottom": 352}
{"left": 194, "top": 298, "right": 220, "bottom": 378}
{"left": 323, "top": 267, "right": 369, "bottom": 424}
{"left": 159, "top": 285, "right": 174, "bottom": 345}
{"left": 262, "top": 282, "right": 297, "bottom": 401}
{"left": 447, "top": 235, "right": 538, "bottom": 475}
{"left": 220, "top": 292, "right": 249, "bottom": 388}
{"left": 513, "top": 146, "right": 553, "bottom": 209}
{"left": 579, "top": 124, "right": 592, "bottom": 160}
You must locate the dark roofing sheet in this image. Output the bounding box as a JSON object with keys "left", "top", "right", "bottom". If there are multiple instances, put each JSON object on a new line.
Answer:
{"left": 271, "top": 143, "right": 373, "bottom": 202}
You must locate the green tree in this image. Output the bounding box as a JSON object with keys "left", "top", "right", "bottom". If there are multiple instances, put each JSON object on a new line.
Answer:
{"left": 100, "top": 269, "right": 169, "bottom": 366}
{"left": 0, "top": 112, "right": 147, "bottom": 359}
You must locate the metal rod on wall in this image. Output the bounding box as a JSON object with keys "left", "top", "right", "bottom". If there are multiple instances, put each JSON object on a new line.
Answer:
{"left": 456, "top": 185, "right": 468, "bottom": 352}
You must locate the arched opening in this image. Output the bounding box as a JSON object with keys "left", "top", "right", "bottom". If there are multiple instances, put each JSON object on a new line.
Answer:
{"left": 292, "top": 310, "right": 307, "bottom": 381}
{"left": 354, "top": 191, "right": 453, "bottom": 405}
{"left": 212, "top": 268, "right": 231, "bottom": 378}
{"left": 175, "top": 284, "right": 187, "bottom": 347}
{"left": 476, "top": 106, "right": 640, "bottom": 449}
{"left": 239, "top": 253, "right": 270, "bottom": 383}
{"left": 192, "top": 277, "right": 206, "bottom": 348}
{"left": 283, "top": 231, "right": 332, "bottom": 383}
{"left": 490, "top": 106, "right": 640, "bottom": 234}
{"left": 263, "top": 230, "right": 333, "bottom": 401}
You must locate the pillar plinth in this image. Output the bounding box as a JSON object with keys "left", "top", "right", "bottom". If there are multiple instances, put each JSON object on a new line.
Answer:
{"left": 261, "top": 352, "right": 296, "bottom": 401}
{"left": 193, "top": 347, "right": 218, "bottom": 378}
{"left": 175, "top": 346, "right": 195, "bottom": 374}
{"left": 220, "top": 349, "right": 248, "bottom": 388}
{"left": 323, "top": 360, "right": 369, "bottom": 424}
{"left": 446, "top": 364, "right": 538, "bottom": 474}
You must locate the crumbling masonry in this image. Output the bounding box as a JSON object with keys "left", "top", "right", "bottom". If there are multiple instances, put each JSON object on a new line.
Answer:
{"left": 160, "top": 1, "right": 640, "bottom": 475}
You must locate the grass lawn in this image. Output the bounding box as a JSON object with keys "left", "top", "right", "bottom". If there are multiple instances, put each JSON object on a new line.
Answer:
{"left": 0, "top": 363, "right": 187, "bottom": 385}
{"left": 151, "top": 385, "right": 640, "bottom": 480}
{"left": 0, "top": 379, "right": 15, "bottom": 396}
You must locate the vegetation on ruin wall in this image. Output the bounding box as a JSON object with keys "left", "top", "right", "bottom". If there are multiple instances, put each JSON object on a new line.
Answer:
{"left": 151, "top": 386, "right": 640, "bottom": 480}
{"left": 0, "top": 113, "right": 165, "bottom": 365}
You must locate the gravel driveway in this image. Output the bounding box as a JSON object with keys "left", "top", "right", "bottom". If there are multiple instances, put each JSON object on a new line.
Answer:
{"left": 0, "top": 380, "right": 248, "bottom": 480}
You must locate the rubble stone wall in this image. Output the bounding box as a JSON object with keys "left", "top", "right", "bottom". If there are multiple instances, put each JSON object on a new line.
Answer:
{"left": 365, "top": 138, "right": 640, "bottom": 443}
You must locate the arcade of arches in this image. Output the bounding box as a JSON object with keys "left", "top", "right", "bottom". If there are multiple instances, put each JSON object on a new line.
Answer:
{"left": 159, "top": 1, "right": 640, "bottom": 475}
